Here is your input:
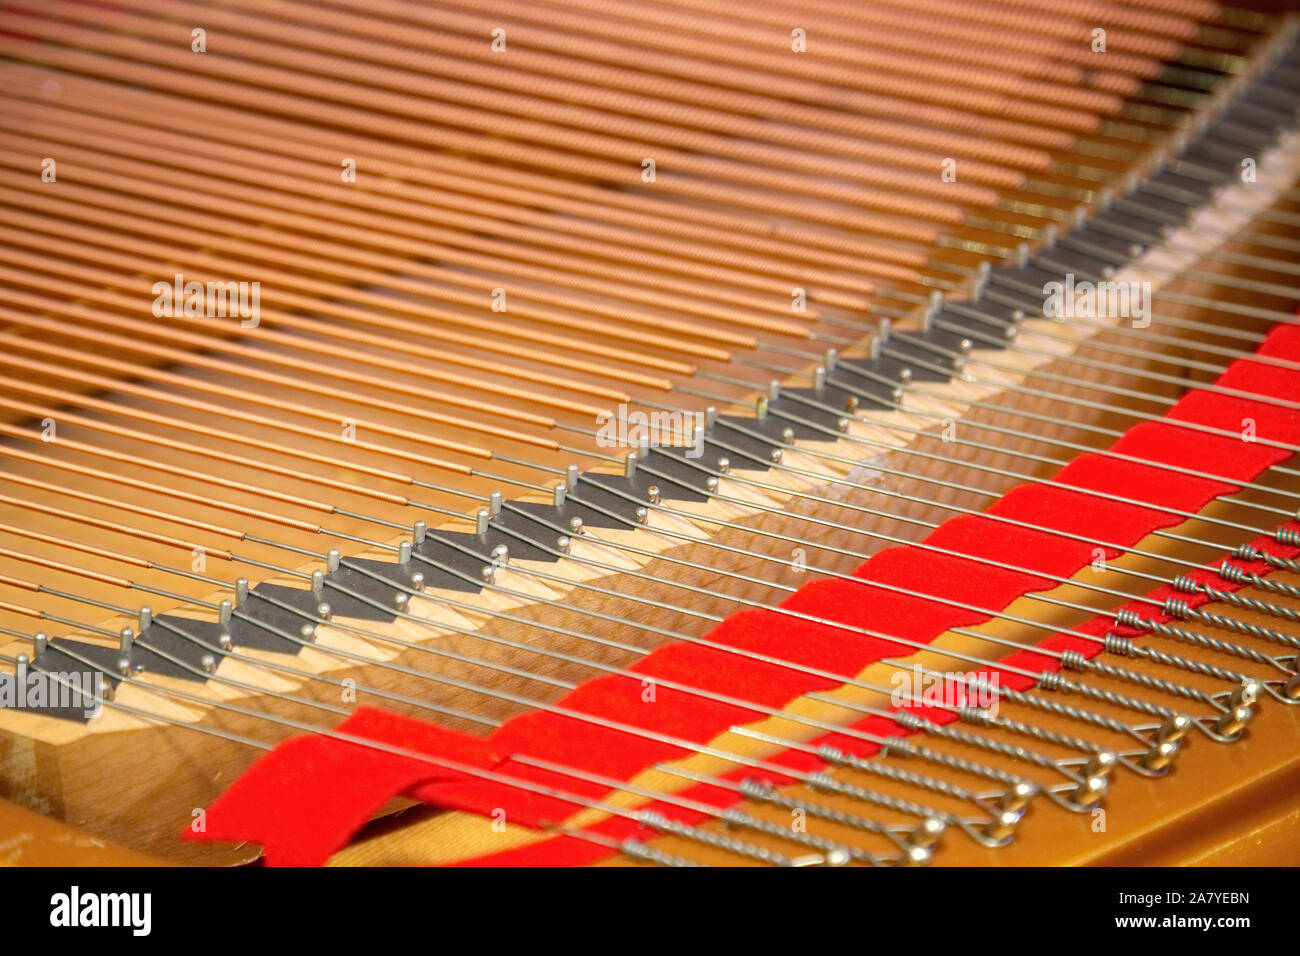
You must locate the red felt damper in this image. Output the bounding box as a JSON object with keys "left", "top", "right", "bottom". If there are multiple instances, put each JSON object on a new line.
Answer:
{"left": 187, "top": 321, "right": 1300, "bottom": 865}
{"left": 181, "top": 708, "right": 504, "bottom": 866}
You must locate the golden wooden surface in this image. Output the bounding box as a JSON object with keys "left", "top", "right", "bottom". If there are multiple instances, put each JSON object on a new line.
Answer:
{"left": 0, "top": 796, "right": 165, "bottom": 866}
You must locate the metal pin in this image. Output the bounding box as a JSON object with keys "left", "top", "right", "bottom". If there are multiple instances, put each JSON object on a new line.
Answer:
{"left": 869, "top": 317, "right": 892, "bottom": 360}
{"left": 921, "top": 290, "right": 942, "bottom": 332}
{"left": 117, "top": 626, "right": 134, "bottom": 673}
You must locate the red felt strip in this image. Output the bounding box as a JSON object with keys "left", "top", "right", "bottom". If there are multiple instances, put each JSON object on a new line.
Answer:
{"left": 182, "top": 708, "right": 503, "bottom": 866}
{"left": 189, "top": 322, "right": 1300, "bottom": 865}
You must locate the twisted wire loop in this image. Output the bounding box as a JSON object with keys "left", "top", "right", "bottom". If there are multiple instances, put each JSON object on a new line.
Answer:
{"left": 1081, "top": 642, "right": 1242, "bottom": 702}
{"left": 1271, "top": 528, "right": 1300, "bottom": 548}
{"left": 715, "top": 807, "right": 863, "bottom": 865}
{"left": 1116, "top": 608, "right": 1287, "bottom": 666}
{"left": 618, "top": 840, "right": 707, "bottom": 869}
{"left": 898, "top": 711, "right": 1078, "bottom": 778}
{"left": 984, "top": 707, "right": 1130, "bottom": 760}
{"left": 802, "top": 770, "right": 952, "bottom": 830}
{"left": 636, "top": 811, "right": 802, "bottom": 868}
{"left": 730, "top": 762, "right": 956, "bottom": 856}
{"left": 882, "top": 734, "right": 1031, "bottom": 788}
{"left": 991, "top": 687, "right": 1146, "bottom": 740}
{"left": 1164, "top": 598, "right": 1300, "bottom": 649}
{"left": 1220, "top": 564, "right": 1300, "bottom": 602}
{"left": 737, "top": 779, "right": 901, "bottom": 843}
{"left": 1235, "top": 544, "right": 1300, "bottom": 576}
{"left": 1174, "top": 574, "right": 1300, "bottom": 624}
{"left": 828, "top": 741, "right": 986, "bottom": 797}
{"left": 1047, "top": 673, "right": 1185, "bottom": 720}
